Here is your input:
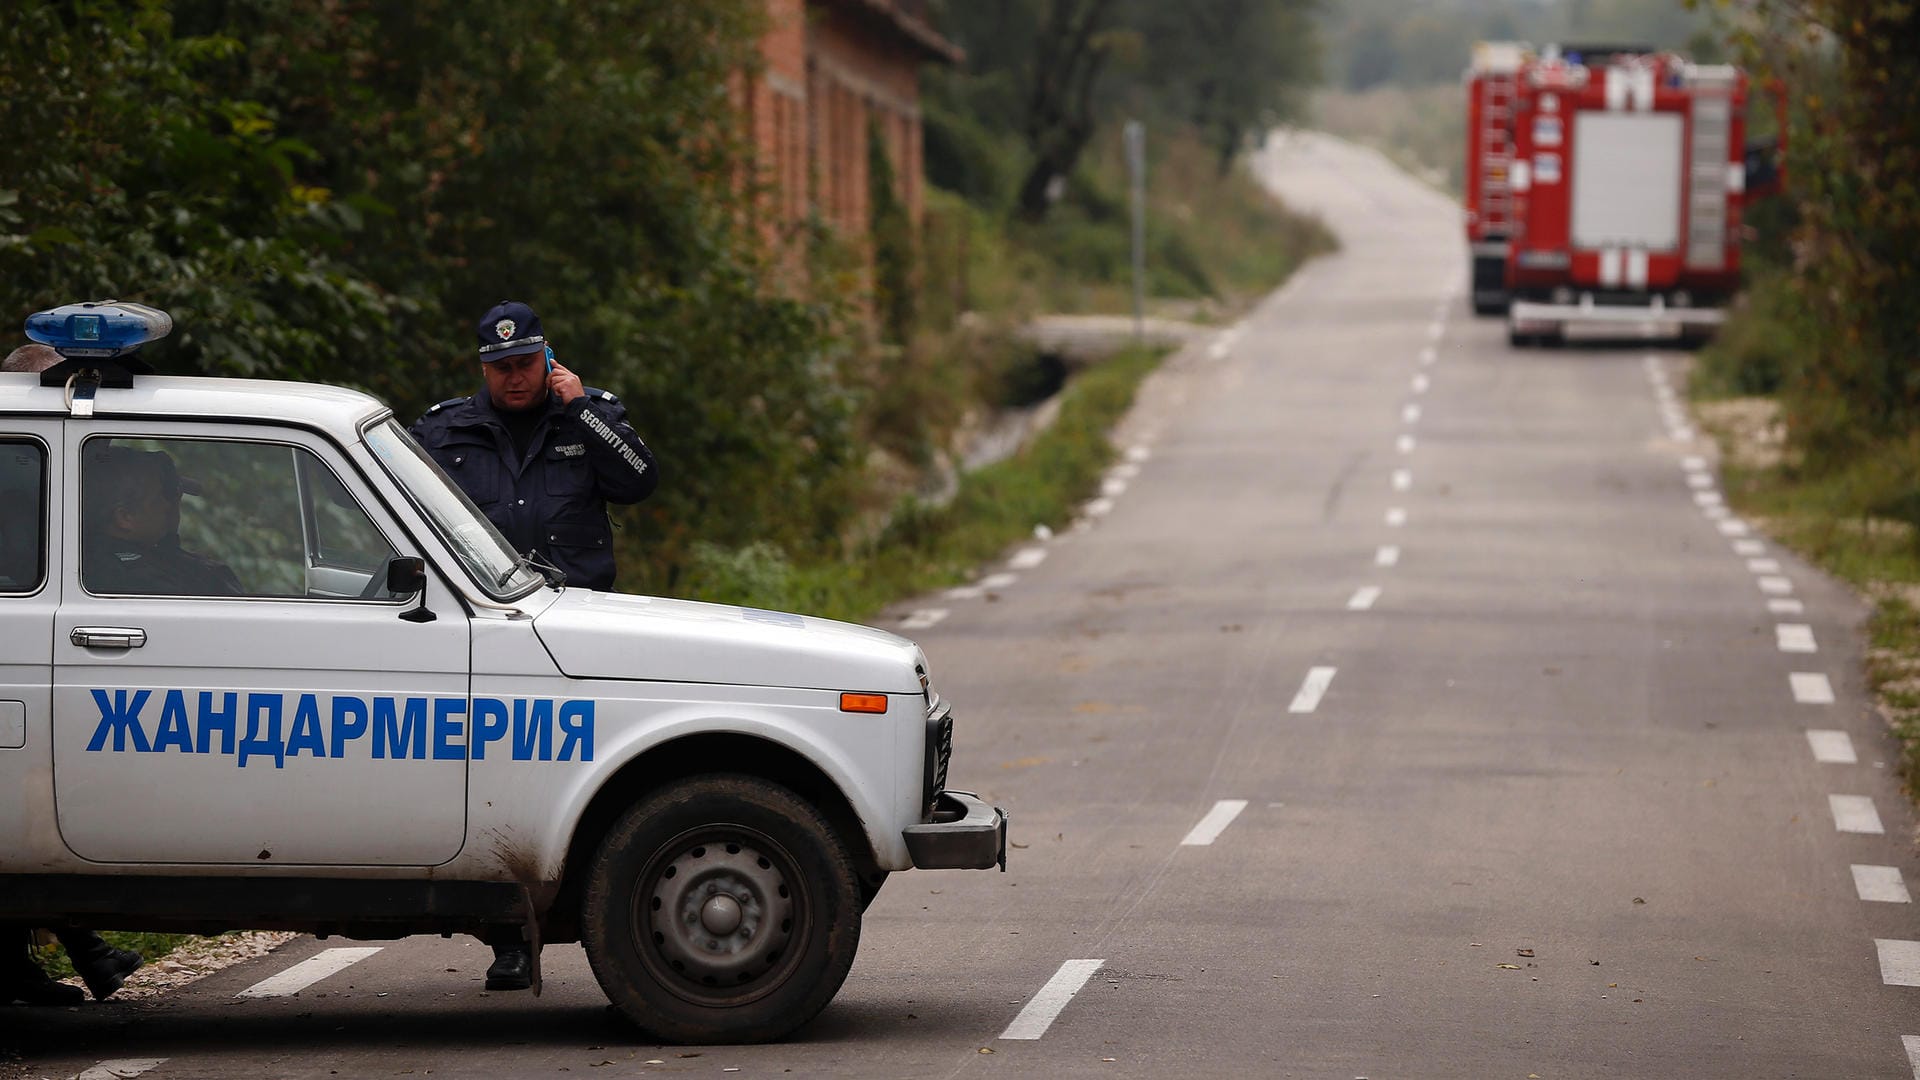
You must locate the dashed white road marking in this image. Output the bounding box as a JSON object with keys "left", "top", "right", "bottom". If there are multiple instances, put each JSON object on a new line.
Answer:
{"left": 1875, "top": 940, "right": 1920, "bottom": 986}
{"left": 1758, "top": 576, "right": 1795, "bottom": 596}
{"left": 76, "top": 1062, "right": 168, "bottom": 1080}
{"left": 979, "top": 572, "right": 1019, "bottom": 589}
{"left": 945, "top": 585, "right": 984, "bottom": 601}
{"left": 900, "top": 609, "right": 950, "bottom": 631}
{"left": 1681, "top": 455, "right": 1708, "bottom": 471}
{"left": 1419, "top": 346, "right": 1437, "bottom": 366}
{"left": 1904, "top": 1035, "right": 1920, "bottom": 1078}
{"left": 1101, "top": 477, "right": 1128, "bottom": 497}
{"left": 1427, "top": 321, "right": 1444, "bottom": 341}
{"left": 1702, "top": 505, "right": 1730, "bottom": 520}
{"left": 1180, "top": 799, "right": 1249, "bottom": 846}
{"left": 1792, "top": 672, "right": 1836, "bottom": 704}
{"left": 1289, "top": 667, "right": 1337, "bottom": 714}
{"left": 1008, "top": 548, "right": 1048, "bottom": 571}
{"left": 1694, "top": 491, "right": 1723, "bottom": 507}
{"left": 1385, "top": 507, "right": 1407, "bottom": 527}
{"left": 1748, "top": 558, "right": 1783, "bottom": 574}
{"left": 1126, "top": 445, "right": 1151, "bottom": 463}
{"left": 1347, "top": 586, "right": 1382, "bottom": 611}
{"left": 238, "top": 947, "right": 383, "bottom": 998}
{"left": 1776, "top": 623, "right": 1817, "bottom": 653}
{"left": 1083, "top": 497, "right": 1115, "bottom": 518}
{"left": 1733, "top": 539, "right": 1766, "bottom": 556}
{"left": 1396, "top": 434, "right": 1416, "bottom": 454}
{"left": 1769, "top": 598, "right": 1806, "bottom": 615}
{"left": 1686, "top": 472, "right": 1713, "bottom": 489}
{"left": 1392, "top": 468, "right": 1412, "bottom": 492}
{"left": 1001, "top": 959, "right": 1105, "bottom": 1040}
{"left": 1718, "top": 519, "right": 1750, "bottom": 536}
{"left": 1807, "top": 729, "right": 1857, "bottom": 764}
{"left": 1411, "top": 373, "right": 1431, "bottom": 394}
{"left": 1854, "top": 865, "right": 1912, "bottom": 904}
{"left": 1830, "top": 795, "right": 1885, "bottom": 835}
{"left": 1109, "top": 462, "right": 1141, "bottom": 480}
{"left": 1208, "top": 340, "right": 1231, "bottom": 361}
{"left": 1375, "top": 545, "right": 1401, "bottom": 568}
{"left": 1401, "top": 404, "right": 1422, "bottom": 424}
{"left": 1672, "top": 425, "right": 1696, "bottom": 440}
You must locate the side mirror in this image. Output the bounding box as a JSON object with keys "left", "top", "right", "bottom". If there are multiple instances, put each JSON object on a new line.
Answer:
{"left": 387, "top": 556, "right": 428, "bottom": 594}
{"left": 389, "top": 556, "right": 437, "bottom": 623}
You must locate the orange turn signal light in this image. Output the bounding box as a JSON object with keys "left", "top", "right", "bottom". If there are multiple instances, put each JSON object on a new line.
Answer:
{"left": 839, "top": 692, "right": 888, "bottom": 714}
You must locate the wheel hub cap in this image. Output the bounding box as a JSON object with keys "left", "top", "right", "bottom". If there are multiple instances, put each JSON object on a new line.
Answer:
{"left": 642, "top": 838, "right": 797, "bottom": 996}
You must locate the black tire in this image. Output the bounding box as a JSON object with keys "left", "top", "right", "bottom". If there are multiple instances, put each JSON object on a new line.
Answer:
{"left": 581, "top": 774, "right": 862, "bottom": 1044}
{"left": 1472, "top": 296, "right": 1510, "bottom": 317}
{"left": 1507, "top": 324, "right": 1532, "bottom": 348}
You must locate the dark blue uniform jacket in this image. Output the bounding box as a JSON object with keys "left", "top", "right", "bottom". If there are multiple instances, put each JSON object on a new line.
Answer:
{"left": 410, "top": 386, "right": 657, "bottom": 591}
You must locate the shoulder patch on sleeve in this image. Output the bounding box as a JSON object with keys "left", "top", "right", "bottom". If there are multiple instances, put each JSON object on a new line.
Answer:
{"left": 593, "top": 388, "right": 619, "bottom": 404}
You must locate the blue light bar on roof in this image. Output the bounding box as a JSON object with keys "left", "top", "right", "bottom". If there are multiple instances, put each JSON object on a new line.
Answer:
{"left": 24, "top": 300, "right": 173, "bottom": 359}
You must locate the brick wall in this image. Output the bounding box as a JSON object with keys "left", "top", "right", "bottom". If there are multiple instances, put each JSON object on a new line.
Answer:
{"left": 743, "top": 0, "right": 954, "bottom": 264}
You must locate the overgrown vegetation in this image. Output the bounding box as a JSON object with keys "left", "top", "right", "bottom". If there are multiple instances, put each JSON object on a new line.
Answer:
{"left": 1689, "top": 1, "right": 1920, "bottom": 795}
{"left": 677, "top": 345, "right": 1168, "bottom": 623}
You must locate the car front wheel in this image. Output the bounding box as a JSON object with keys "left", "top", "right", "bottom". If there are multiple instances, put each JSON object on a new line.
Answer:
{"left": 581, "top": 774, "right": 861, "bottom": 1044}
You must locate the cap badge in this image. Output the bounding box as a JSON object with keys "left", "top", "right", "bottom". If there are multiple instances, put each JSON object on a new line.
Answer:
{"left": 495, "top": 319, "right": 516, "bottom": 341}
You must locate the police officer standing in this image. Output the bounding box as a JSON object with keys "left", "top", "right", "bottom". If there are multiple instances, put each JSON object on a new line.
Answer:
{"left": 410, "top": 301, "right": 658, "bottom": 990}
{"left": 411, "top": 301, "right": 658, "bottom": 593}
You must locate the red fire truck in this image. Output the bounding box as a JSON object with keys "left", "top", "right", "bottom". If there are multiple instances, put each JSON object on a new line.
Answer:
{"left": 1465, "top": 44, "right": 1782, "bottom": 346}
{"left": 1463, "top": 41, "right": 1531, "bottom": 315}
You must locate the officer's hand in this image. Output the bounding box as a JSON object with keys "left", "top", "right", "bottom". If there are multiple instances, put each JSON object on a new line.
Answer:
{"left": 549, "top": 362, "right": 584, "bottom": 406}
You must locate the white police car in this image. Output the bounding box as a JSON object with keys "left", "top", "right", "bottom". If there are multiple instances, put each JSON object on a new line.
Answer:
{"left": 0, "top": 301, "right": 1005, "bottom": 1042}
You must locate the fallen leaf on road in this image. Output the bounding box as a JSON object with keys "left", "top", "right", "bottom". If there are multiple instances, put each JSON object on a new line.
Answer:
{"left": 1632, "top": 897, "right": 1647, "bottom": 905}
{"left": 1516, "top": 949, "right": 1535, "bottom": 958}
{"left": 979, "top": 1047, "right": 996, "bottom": 1054}
{"left": 1011, "top": 841, "right": 1030, "bottom": 849}
{"left": 1497, "top": 964, "right": 1522, "bottom": 970}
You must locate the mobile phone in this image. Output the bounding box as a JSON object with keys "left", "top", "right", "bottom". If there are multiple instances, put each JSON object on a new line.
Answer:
{"left": 544, "top": 344, "right": 555, "bottom": 375}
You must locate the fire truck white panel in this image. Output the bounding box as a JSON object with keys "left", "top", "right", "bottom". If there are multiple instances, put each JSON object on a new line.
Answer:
{"left": 1571, "top": 111, "right": 1684, "bottom": 252}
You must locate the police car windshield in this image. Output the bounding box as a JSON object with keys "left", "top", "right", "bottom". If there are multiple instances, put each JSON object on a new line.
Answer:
{"left": 363, "top": 420, "right": 544, "bottom": 599}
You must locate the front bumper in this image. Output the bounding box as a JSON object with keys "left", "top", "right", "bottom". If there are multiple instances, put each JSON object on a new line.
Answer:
{"left": 903, "top": 790, "right": 1008, "bottom": 871}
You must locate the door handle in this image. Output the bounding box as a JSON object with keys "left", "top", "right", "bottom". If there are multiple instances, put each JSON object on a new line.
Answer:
{"left": 70, "top": 627, "right": 147, "bottom": 650}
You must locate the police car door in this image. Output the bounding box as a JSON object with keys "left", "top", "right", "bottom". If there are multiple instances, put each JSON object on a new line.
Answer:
{"left": 52, "top": 424, "right": 471, "bottom": 866}
{"left": 0, "top": 422, "right": 58, "bottom": 868}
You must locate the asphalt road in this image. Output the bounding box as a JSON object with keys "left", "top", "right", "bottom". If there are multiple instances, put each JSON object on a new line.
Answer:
{"left": 12, "top": 132, "right": 1919, "bottom": 1079}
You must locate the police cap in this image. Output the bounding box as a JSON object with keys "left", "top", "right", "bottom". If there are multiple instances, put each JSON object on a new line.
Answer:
{"left": 475, "top": 300, "right": 546, "bottom": 363}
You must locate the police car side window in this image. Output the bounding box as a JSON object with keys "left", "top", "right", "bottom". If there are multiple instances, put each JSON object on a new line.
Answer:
{"left": 81, "top": 436, "right": 397, "bottom": 601}
{"left": 0, "top": 439, "right": 47, "bottom": 594}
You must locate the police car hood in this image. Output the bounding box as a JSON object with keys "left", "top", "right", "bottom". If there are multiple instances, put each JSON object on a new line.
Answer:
{"left": 533, "top": 590, "right": 926, "bottom": 693}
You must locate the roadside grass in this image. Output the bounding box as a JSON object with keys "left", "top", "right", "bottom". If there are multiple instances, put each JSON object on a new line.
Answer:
{"left": 35, "top": 931, "right": 193, "bottom": 981}
{"left": 678, "top": 345, "right": 1166, "bottom": 624}
{"left": 1695, "top": 399, "right": 1920, "bottom": 799}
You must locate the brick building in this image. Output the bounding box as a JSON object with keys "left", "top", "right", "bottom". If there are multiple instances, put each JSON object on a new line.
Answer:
{"left": 744, "top": 0, "right": 961, "bottom": 251}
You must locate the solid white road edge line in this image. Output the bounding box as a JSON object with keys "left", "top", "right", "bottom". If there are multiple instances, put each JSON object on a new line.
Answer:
{"left": 1854, "top": 865, "right": 1913, "bottom": 904}
{"left": 237, "top": 947, "right": 383, "bottom": 999}
{"left": 1806, "top": 729, "right": 1857, "bottom": 764}
{"left": 1375, "top": 546, "right": 1401, "bottom": 567}
{"left": 1180, "top": 799, "right": 1250, "bottom": 846}
{"left": 1830, "top": 795, "right": 1885, "bottom": 835}
{"left": 1289, "top": 667, "right": 1337, "bottom": 714}
{"left": 1000, "top": 959, "right": 1106, "bottom": 1040}
{"left": 1347, "top": 586, "right": 1382, "bottom": 611}
{"left": 1876, "top": 940, "right": 1920, "bottom": 987}
{"left": 76, "top": 1062, "right": 168, "bottom": 1080}
{"left": 1792, "top": 672, "right": 1836, "bottom": 704}
{"left": 1777, "top": 624, "right": 1818, "bottom": 653}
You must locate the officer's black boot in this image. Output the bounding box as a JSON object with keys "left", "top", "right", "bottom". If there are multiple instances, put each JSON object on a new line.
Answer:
{"left": 56, "top": 930, "right": 142, "bottom": 1002}
{"left": 485, "top": 943, "right": 532, "bottom": 991}
{"left": 0, "top": 932, "right": 83, "bottom": 1007}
